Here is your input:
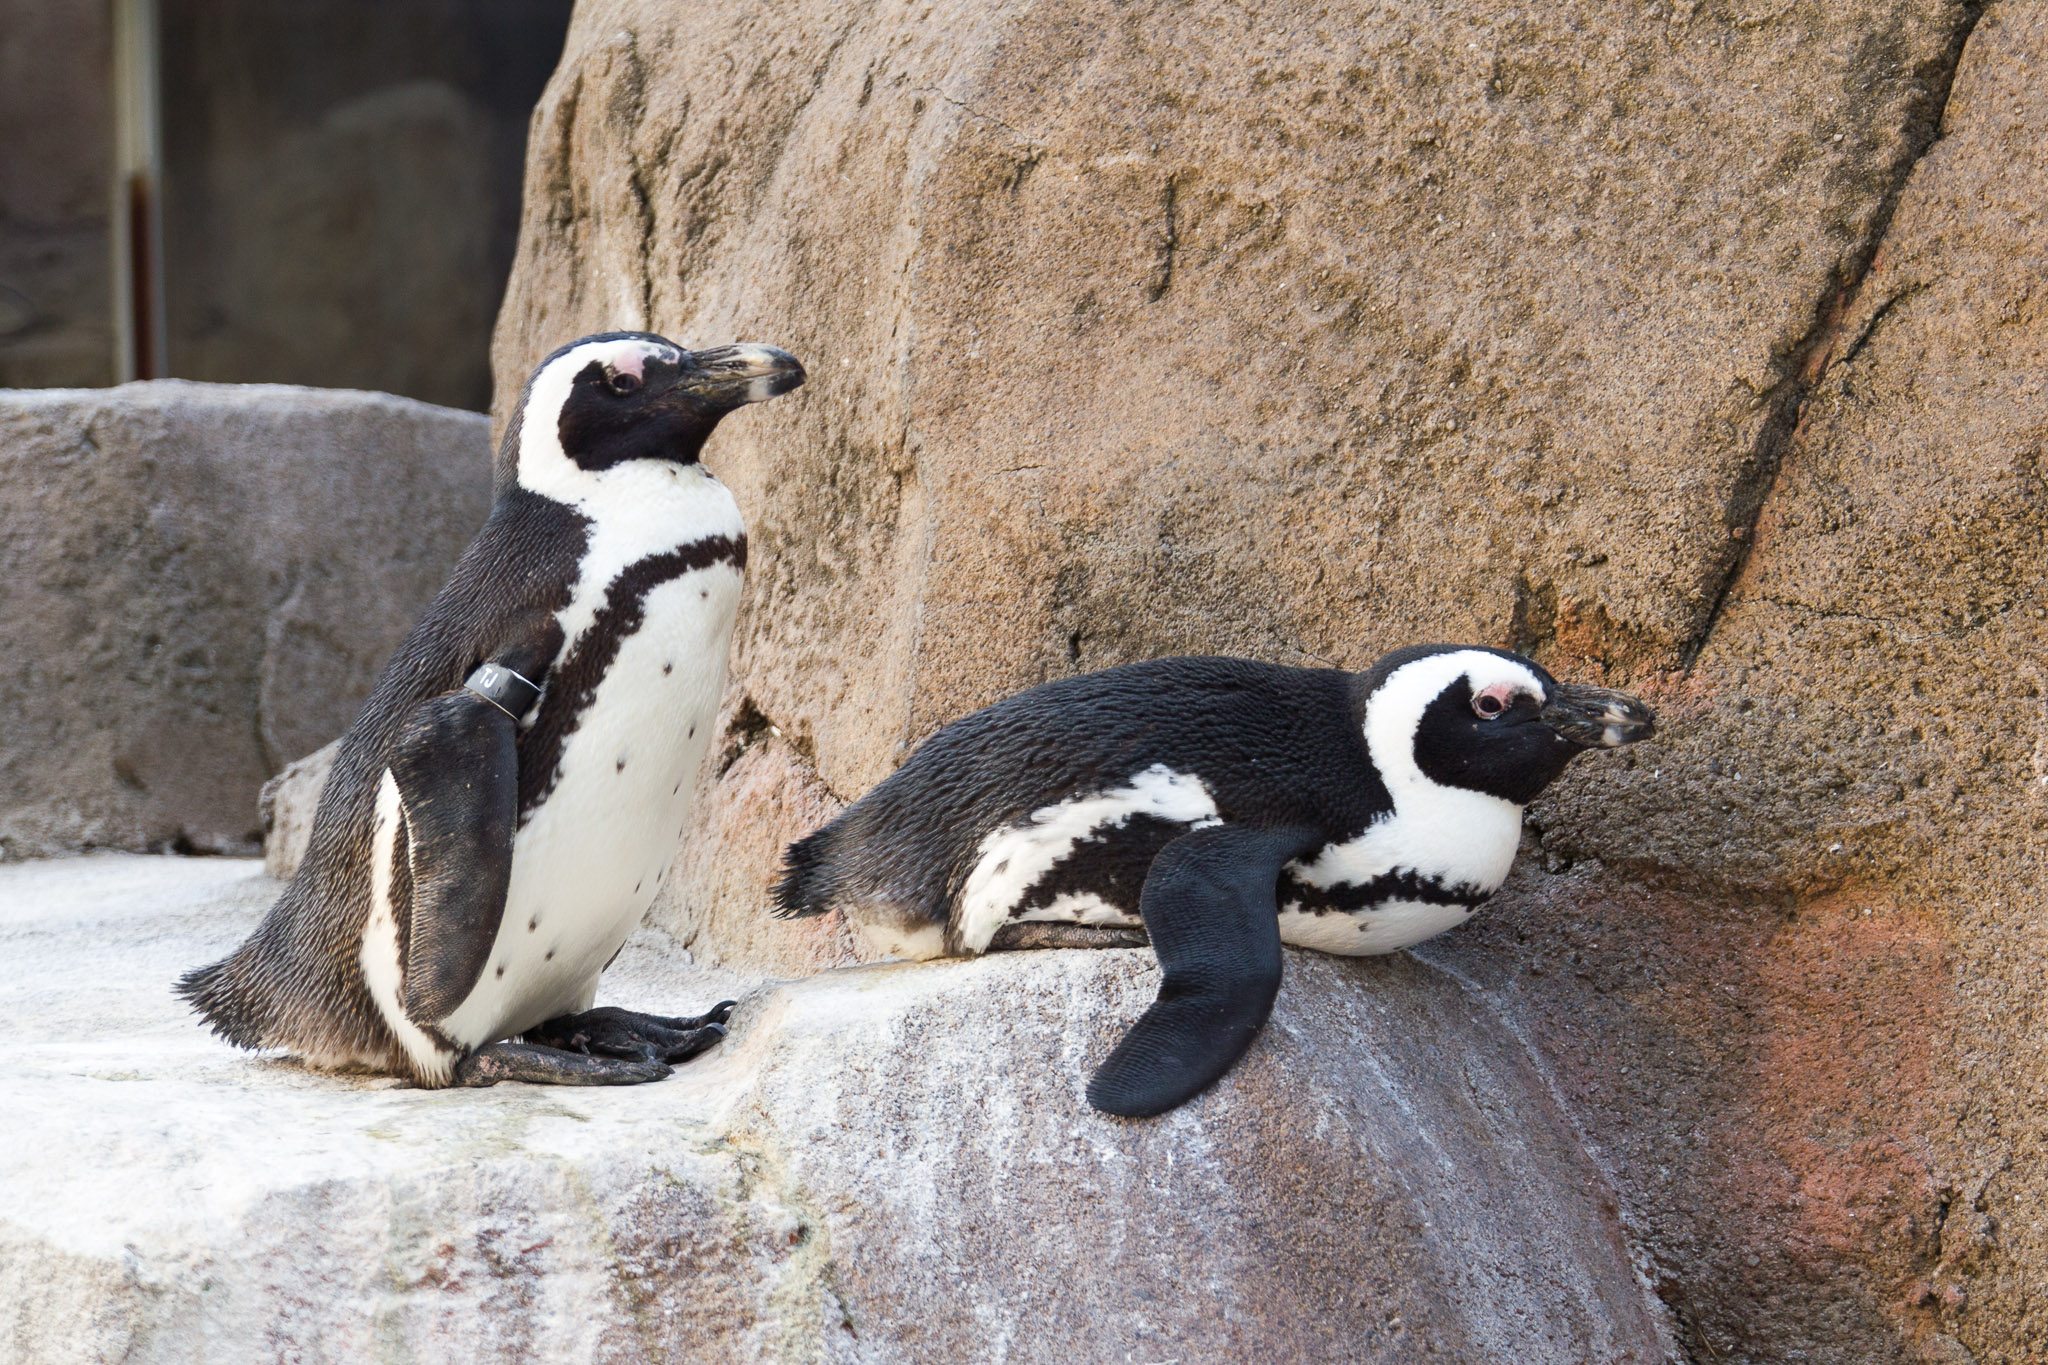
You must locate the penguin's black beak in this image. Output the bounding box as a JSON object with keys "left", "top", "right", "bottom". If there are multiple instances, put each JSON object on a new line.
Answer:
{"left": 1542, "top": 682, "right": 1656, "bottom": 749}
{"left": 677, "top": 343, "right": 807, "bottom": 409}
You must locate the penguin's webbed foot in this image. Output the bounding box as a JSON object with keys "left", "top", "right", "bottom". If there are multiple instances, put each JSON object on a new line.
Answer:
{"left": 521, "top": 1002, "right": 736, "bottom": 1065}
{"left": 451, "top": 1041, "right": 673, "bottom": 1087}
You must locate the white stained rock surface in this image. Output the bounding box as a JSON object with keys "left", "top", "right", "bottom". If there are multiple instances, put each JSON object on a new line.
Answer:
{"left": 1, "top": 855, "right": 1675, "bottom": 1363}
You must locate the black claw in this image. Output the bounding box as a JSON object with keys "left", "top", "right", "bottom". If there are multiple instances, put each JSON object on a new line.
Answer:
{"left": 644, "top": 1000, "right": 736, "bottom": 1031}
{"left": 663, "top": 1022, "right": 727, "bottom": 1063}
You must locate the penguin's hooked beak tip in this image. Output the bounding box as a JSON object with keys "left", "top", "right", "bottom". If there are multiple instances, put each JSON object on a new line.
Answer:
{"left": 1542, "top": 682, "right": 1656, "bottom": 750}
{"left": 682, "top": 343, "right": 807, "bottom": 407}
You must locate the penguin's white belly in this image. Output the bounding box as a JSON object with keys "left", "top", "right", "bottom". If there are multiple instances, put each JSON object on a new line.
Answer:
{"left": 438, "top": 568, "right": 739, "bottom": 1048}
{"left": 1276, "top": 900, "right": 1474, "bottom": 956}
{"left": 1276, "top": 792, "right": 1524, "bottom": 958}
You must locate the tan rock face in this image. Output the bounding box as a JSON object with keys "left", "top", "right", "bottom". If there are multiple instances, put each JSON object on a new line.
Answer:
{"left": 0, "top": 382, "right": 489, "bottom": 858}
{"left": 493, "top": 0, "right": 2042, "bottom": 1356}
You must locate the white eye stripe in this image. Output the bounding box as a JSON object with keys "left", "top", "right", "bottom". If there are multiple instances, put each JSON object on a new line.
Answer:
{"left": 516, "top": 337, "right": 699, "bottom": 502}
{"left": 1364, "top": 650, "right": 1546, "bottom": 780}
{"left": 549, "top": 338, "right": 679, "bottom": 386}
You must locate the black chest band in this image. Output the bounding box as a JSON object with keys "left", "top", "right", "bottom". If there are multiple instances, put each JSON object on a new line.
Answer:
{"left": 463, "top": 663, "right": 544, "bottom": 722}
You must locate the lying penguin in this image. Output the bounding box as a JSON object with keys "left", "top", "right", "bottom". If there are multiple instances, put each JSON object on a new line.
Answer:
{"left": 180, "top": 331, "right": 805, "bottom": 1086}
{"left": 774, "top": 646, "right": 1653, "bottom": 1116}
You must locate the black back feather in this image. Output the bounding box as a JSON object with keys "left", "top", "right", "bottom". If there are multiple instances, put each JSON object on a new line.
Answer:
{"left": 771, "top": 657, "right": 1388, "bottom": 926}
{"left": 175, "top": 488, "right": 587, "bottom": 1062}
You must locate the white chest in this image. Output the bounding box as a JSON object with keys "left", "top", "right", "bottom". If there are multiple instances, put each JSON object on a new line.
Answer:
{"left": 1278, "top": 785, "right": 1525, "bottom": 958}
{"left": 438, "top": 470, "right": 746, "bottom": 1047}
{"left": 436, "top": 566, "right": 738, "bottom": 1047}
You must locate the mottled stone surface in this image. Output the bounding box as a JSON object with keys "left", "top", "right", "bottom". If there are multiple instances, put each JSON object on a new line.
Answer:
{"left": 662, "top": 700, "right": 857, "bottom": 976}
{"left": 1484, "top": 7, "right": 2047, "bottom": 1355}
{"left": 258, "top": 738, "right": 336, "bottom": 879}
{"left": 2, "top": 855, "right": 1672, "bottom": 1362}
{"left": 490, "top": 1, "right": 2044, "bottom": 1357}
{"left": 0, "top": 382, "right": 489, "bottom": 858}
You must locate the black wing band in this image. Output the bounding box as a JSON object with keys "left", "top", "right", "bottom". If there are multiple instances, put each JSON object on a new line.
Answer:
{"left": 463, "top": 662, "right": 544, "bottom": 722}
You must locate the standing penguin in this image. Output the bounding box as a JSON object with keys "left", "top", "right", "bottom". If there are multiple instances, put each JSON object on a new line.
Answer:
{"left": 180, "top": 331, "right": 805, "bottom": 1087}
{"left": 774, "top": 646, "right": 1653, "bottom": 1116}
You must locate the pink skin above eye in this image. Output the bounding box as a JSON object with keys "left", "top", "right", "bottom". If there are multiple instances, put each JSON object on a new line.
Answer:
{"left": 1472, "top": 682, "right": 1521, "bottom": 718}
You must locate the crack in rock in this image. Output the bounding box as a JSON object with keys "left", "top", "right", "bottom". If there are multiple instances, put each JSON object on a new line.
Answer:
{"left": 1680, "top": 0, "right": 1990, "bottom": 670}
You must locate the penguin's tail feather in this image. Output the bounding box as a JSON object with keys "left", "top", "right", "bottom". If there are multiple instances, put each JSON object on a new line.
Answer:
{"left": 175, "top": 946, "right": 277, "bottom": 1051}
{"left": 772, "top": 825, "right": 838, "bottom": 918}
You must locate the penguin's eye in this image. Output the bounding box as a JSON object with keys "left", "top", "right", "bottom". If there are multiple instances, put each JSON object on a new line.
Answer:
{"left": 1472, "top": 685, "right": 1516, "bottom": 720}
{"left": 608, "top": 370, "right": 642, "bottom": 395}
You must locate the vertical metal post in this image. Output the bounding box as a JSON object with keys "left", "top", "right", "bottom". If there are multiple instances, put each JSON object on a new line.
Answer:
{"left": 110, "top": 0, "right": 165, "bottom": 381}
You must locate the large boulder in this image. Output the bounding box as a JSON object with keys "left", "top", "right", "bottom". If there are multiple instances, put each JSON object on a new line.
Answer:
{"left": 1495, "top": 6, "right": 2046, "bottom": 1353}
{"left": 490, "top": 1, "right": 2045, "bottom": 1357}
{"left": 2, "top": 854, "right": 1674, "bottom": 1362}
{"left": 0, "top": 382, "right": 489, "bottom": 859}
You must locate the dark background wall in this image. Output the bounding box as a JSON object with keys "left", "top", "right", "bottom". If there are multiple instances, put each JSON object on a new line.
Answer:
{"left": 0, "top": 0, "right": 571, "bottom": 409}
{"left": 157, "top": 0, "right": 571, "bottom": 410}
{"left": 0, "top": 1, "right": 116, "bottom": 388}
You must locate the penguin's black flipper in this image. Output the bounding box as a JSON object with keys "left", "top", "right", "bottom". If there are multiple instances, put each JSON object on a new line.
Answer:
{"left": 387, "top": 689, "right": 521, "bottom": 1024}
{"left": 1086, "top": 823, "right": 1323, "bottom": 1118}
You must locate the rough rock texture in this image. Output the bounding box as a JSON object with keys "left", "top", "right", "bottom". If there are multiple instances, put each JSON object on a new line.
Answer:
{"left": 0, "top": 382, "right": 489, "bottom": 859}
{"left": 2, "top": 855, "right": 1674, "bottom": 1362}
{"left": 1432, "top": 8, "right": 2048, "bottom": 1357}
{"left": 662, "top": 695, "right": 861, "bottom": 974}
{"left": 492, "top": 1, "right": 2046, "bottom": 1358}
{"left": 258, "top": 738, "right": 337, "bottom": 879}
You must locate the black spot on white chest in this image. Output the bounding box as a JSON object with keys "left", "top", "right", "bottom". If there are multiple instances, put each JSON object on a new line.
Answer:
{"left": 445, "top": 556, "right": 745, "bottom": 1044}
{"left": 518, "top": 533, "right": 745, "bottom": 822}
